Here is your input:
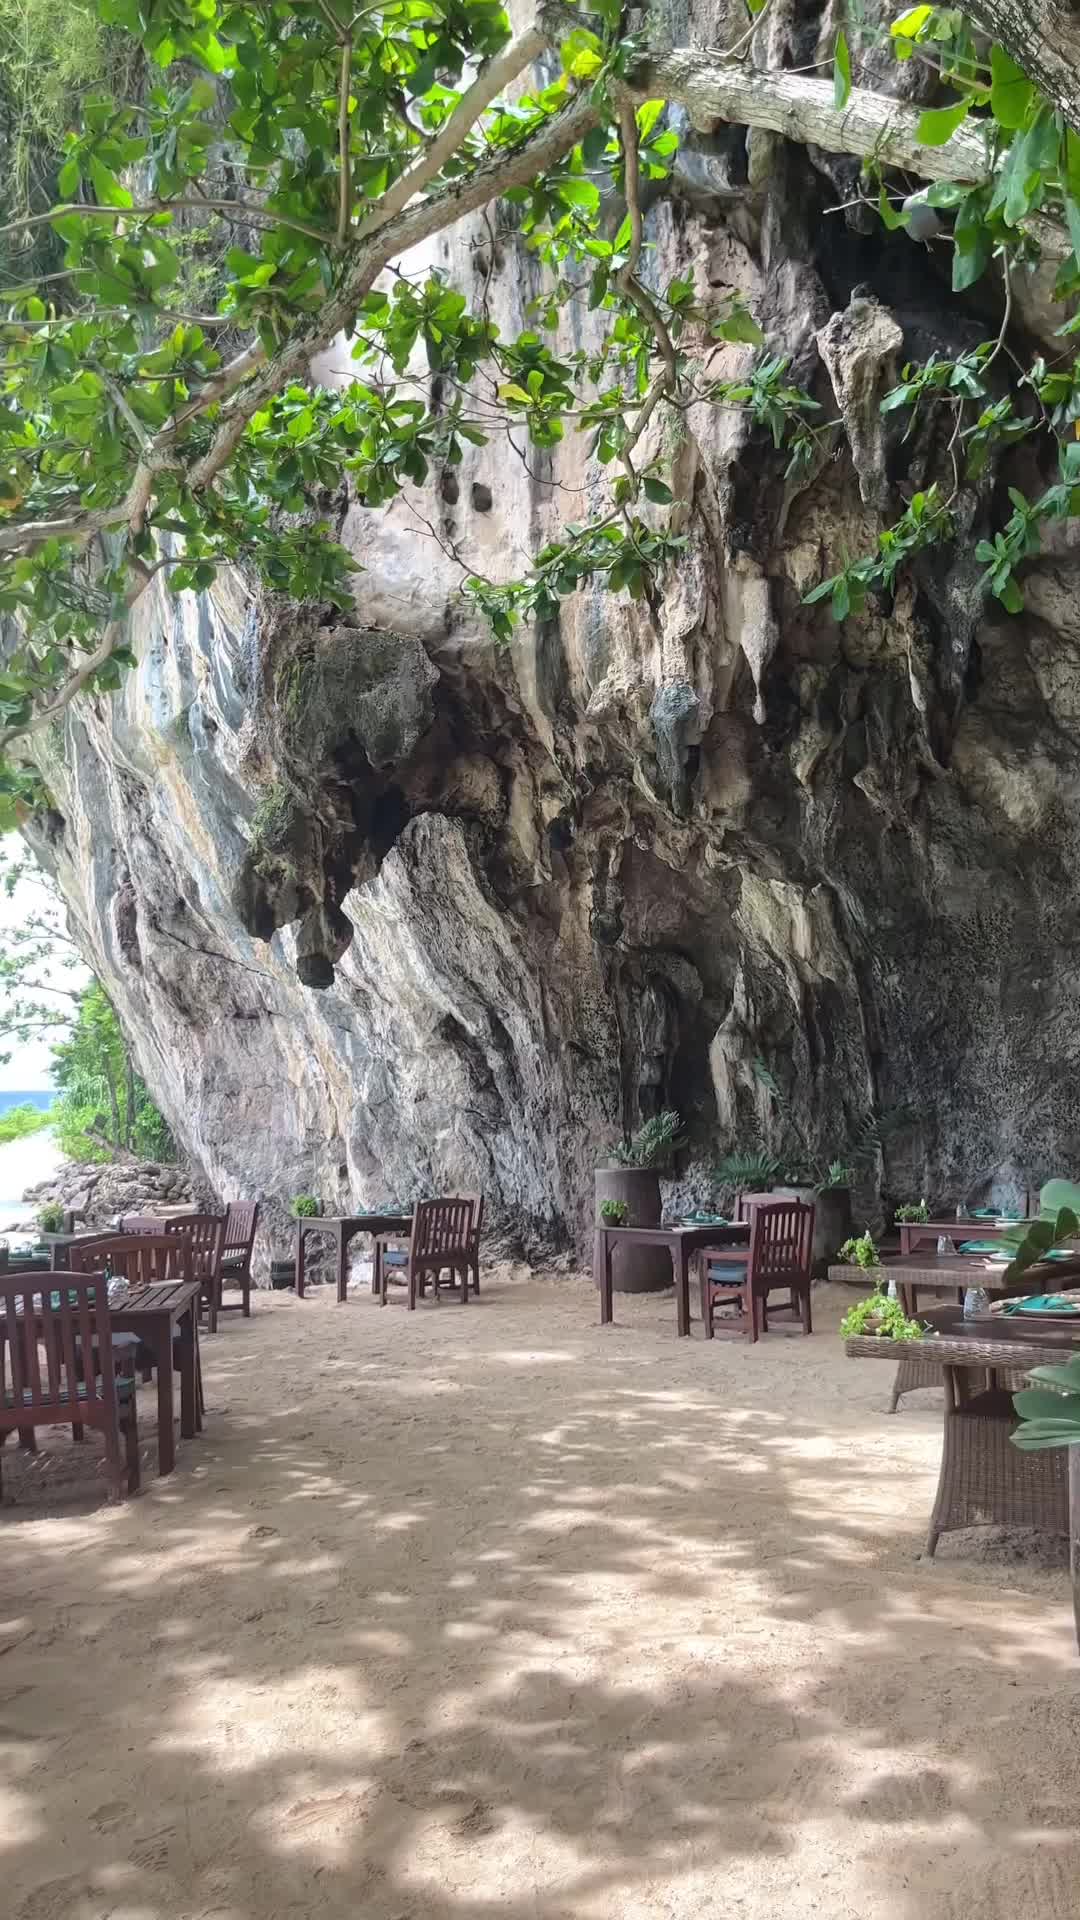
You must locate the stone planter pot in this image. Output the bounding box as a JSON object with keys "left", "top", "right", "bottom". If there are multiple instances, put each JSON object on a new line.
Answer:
{"left": 594, "top": 1167, "right": 671, "bottom": 1293}
{"left": 772, "top": 1183, "right": 852, "bottom": 1274}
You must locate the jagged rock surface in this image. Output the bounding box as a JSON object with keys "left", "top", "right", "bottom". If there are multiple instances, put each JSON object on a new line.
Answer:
{"left": 26, "top": 0, "right": 1080, "bottom": 1251}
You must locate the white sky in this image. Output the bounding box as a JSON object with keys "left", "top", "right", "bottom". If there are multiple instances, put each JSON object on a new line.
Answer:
{"left": 0, "top": 849, "right": 90, "bottom": 1092}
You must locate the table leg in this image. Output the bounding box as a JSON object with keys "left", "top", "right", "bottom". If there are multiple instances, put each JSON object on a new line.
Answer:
{"left": 295, "top": 1222, "right": 305, "bottom": 1298}
{"left": 337, "top": 1227, "right": 349, "bottom": 1304}
{"left": 178, "top": 1305, "right": 197, "bottom": 1441}
{"left": 675, "top": 1241, "right": 691, "bottom": 1337}
{"left": 1070, "top": 1449, "right": 1080, "bottom": 1656}
{"left": 148, "top": 1322, "right": 175, "bottom": 1475}
{"left": 597, "top": 1231, "right": 613, "bottom": 1325}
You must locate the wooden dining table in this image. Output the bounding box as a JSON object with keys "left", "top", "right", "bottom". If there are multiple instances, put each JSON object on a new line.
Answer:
{"left": 897, "top": 1216, "right": 1028, "bottom": 1255}
{"left": 594, "top": 1222, "right": 750, "bottom": 1336}
{"left": 295, "top": 1213, "right": 414, "bottom": 1302}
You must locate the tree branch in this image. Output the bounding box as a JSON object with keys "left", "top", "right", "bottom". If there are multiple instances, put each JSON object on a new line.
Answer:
{"left": 337, "top": 39, "right": 353, "bottom": 246}
{"left": 355, "top": 22, "right": 548, "bottom": 240}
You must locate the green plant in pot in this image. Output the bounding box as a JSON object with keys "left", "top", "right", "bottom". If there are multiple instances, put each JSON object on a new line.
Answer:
{"left": 838, "top": 1228, "right": 880, "bottom": 1271}
{"left": 713, "top": 1149, "right": 781, "bottom": 1195}
{"left": 596, "top": 1109, "right": 685, "bottom": 1295}
{"left": 600, "top": 1198, "right": 629, "bottom": 1226}
{"left": 290, "top": 1194, "right": 320, "bottom": 1219}
{"left": 895, "top": 1199, "right": 929, "bottom": 1224}
{"left": 840, "top": 1284, "right": 924, "bottom": 1342}
{"left": 37, "top": 1201, "right": 65, "bottom": 1235}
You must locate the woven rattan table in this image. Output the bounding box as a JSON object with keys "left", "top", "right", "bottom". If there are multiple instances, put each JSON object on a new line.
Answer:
{"left": 848, "top": 1305, "right": 1080, "bottom": 1649}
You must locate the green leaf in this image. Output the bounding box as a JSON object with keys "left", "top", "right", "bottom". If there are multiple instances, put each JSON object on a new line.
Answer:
{"left": 998, "top": 574, "right": 1024, "bottom": 612}
{"left": 990, "top": 46, "right": 1033, "bottom": 129}
{"left": 57, "top": 157, "right": 81, "bottom": 197}
{"left": 1066, "top": 198, "right": 1080, "bottom": 270}
{"left": 917, "top": 100, "right": 970, "bottom": 145}
{"left": 712, "top": 303, "right": 764, "bottom": 345}
{"left": 556, "top": 177, "right": 600, "bottom": 213}
{"left": 498, "top": 383, "right": 531, "bottom": 404}
{"left": 643, "top": 477, "right": 673, "bottom": 503}
{"left": 891, "top": 5, "right": 933, "bottom": 35}
{"left": 878, "top": 187, "right": 908, "bottom": 231}
{"left": 952, "top": 192, "right": 992, "bottom": 291}
{"left": 833, "top": 29, "right": 851, "bottom": 110}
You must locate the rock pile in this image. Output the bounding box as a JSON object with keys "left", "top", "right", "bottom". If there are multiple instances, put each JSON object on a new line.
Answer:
{"left": 19, "top": 1157, "right": 207, "bottom": 1231}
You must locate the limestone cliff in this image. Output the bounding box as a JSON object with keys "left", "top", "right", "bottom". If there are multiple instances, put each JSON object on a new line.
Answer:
{"left": 25, "top": 0, "right": 1080, "bottom": 1252}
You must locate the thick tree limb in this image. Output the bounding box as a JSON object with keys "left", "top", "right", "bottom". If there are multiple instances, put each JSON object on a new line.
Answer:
{"left": 355, "top": 23, "right": 549, "bottom": 240}
{"left": 964, "top": 0, "right": 1080, "bottom": 134}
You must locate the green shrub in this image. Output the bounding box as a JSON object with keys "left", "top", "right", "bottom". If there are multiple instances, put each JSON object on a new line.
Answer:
{"left": 609, "top": 1110, "right": 685, "bottom": 1169}
{"left": 290, "top": 1194, "right": 320, "bottom": 1217}
{"left": 37, "top": 1201, "right": 65, "bottom": 1234}
{"left": 837, "top": 1229, "right": 879, "bottom": 1270}
{"left": 0, "top": 1102, "right": 51, "bottom": 1145}
{"left": 840, "top": 1286, "right": 924, "bottom": 1342}
{"left": 895, "top": 1200, "right": 929, "bottom": 1223}
{"left": 599, "top": 1198, "right": 628, "bottom": 1224}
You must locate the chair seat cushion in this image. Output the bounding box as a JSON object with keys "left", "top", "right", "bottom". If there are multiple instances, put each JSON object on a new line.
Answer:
{"left": 706, "top": 1264, "right": 749, "bottom": 1285}
{"left": 381, "top": 1251, "right": 408, "bottom": 1268}
{"left": 4, "top": 1375, "right": 134, "bottom": 1408}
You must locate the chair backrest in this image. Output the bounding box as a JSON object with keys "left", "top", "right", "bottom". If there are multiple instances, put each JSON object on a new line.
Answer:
{"left": 223, "top": 1201, "right": 259, "bottom": 1258}
{"left": 457, "top": 1192, "right": 484, "bottom": 1240}
{"left": 411, "top": 1196, "right": 474, "bottom": 1263}
{"left": 164, "top": 1212, "right": 225, "bottom": 1281}
{"left": 68, "top": 1233, "right": 191, "bottom": 1286}
{"left": 748, "top": 1201, "right": 815, "bottom": 1288}
{"left": 0, "top": 1269, "right": 121, "bottom": 1428}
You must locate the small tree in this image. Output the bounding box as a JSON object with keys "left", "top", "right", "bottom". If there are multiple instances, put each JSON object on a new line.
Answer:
{"left": 0, "top": 839, "right": 85, "bottom": 1063}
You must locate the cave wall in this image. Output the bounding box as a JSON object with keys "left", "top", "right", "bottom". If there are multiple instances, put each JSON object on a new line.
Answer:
{"left": 26, "top": 0, "right": 1080, "bottom": 1251}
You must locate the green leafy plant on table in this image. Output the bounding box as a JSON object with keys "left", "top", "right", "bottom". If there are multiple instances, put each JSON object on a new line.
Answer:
{"left": 895, "top": 1200, "right": 929, "bottom": 1223}
{"left": 609, "top": 1110, "right": 685, "bottom": 1169}
{"left": 838, "top": 1229, "right": 880, "bottom": 1270}
{"left": 37, "top": 1200, "right": 65, "bottom": 1234}
{"left": 840, "top": 1285, "right": 925, "bottom": 1343}
{"left": 290, "top": 1194, "right": 320, "bottom": 1219}
{"left": 599, "top": 1197, "right": 628, "bottom": 1225}
{"left": 1000, "top": 1205, "right": 1080, "bottom": 1279}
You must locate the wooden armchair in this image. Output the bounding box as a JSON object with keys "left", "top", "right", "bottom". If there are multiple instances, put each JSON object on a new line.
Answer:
{"left": 165, "top": 1215, "right": 226, "bottom": 1333}
{"left": 379, "top": 1197, "right": 477, "bottom": 1308}
{"left": 698, "top": 1200, "right": 815, "bottom": 1342}
{"left": 0, "top": 1269, "right": 139, "bottom": 1499}
{"left": 220, "top": 1202, "right": 259, "bottom": 1317}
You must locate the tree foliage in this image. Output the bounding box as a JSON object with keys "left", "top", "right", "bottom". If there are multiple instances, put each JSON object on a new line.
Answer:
{"left": 0, "top": 840, "right": 173, "bottom": 1159}
{"left": 2, "top": 1, "right": 1080, "bottom": 819}
{"left": 51, "top": 980, "right": 177, "bottom": 1162}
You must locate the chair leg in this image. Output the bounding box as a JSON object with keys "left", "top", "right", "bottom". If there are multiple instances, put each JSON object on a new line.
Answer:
{"left": 460, "top": 1259, "right": 469, "bottom": 1303}
{"left": 800, "top": 1284, "right": 812, "bottom": 1335}
{"left": 747, "top": 1288, "right": 760, "bottom": 1344}
{"left": 372, "top": 1239, "right": 381, "bottom": 1296}
{"left": 71, "top": 1423, "right": 85, "bottom": 1443}
{"left": 17, "top": 1427, "right": 37, "bottom": 1452}
{"left": 471, "top": 1249, "right": 479, "bottom": 1293}
{"left": 242, "top": 1272, "right": 251, "bottom": 1318}
{"left": 207, "top": 1277, "right": 219, "bottom": 1337}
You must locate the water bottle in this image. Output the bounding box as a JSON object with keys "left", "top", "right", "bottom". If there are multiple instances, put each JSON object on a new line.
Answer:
{"left": 963, "top": 1284, "right": 990, "bottom": 1318}
{"left": 887, "top": 1273, "right": 898, "bottom": 1301}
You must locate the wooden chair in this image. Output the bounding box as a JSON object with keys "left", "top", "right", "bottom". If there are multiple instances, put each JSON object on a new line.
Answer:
{"left": 164, "top": 1215, "right": 226, "bottom": 1333}
{"left": 698, "top": 1200, "right": 815, "bottom": 1342}
{"left": 0, "top": 1269, "right": 139, "bottom": 1500}
{"left": 220, "top": 1201, "right": 259, "bottom": 1317}
{"left": 379, "top": 1197, "right": 476, "bottom": 1309}
{"left": 374, "top": 1192, "right": 485, "bottom": 1300}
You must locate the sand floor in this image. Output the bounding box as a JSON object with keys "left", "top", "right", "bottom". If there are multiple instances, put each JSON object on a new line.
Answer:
{"left": 2, "top": 1270, "right": 1079, "bottom": 1920}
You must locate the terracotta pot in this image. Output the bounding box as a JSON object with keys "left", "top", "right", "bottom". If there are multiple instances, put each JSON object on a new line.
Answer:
{"left": 594, "top": 1167, "right": 671, "bottom": 1293}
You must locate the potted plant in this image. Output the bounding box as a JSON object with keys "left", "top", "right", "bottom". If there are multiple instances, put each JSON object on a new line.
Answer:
{"left": 290, "top": 1194, "right": 320, "bottom": 1219}
{"left": 895, "top": 1199, "right": 929, "bottom": 1224}
{"left": 713, "top": 1149, "right": 781, "bottom": 1199}
{"left": 37, "top": 1201, "right": 65, "bottom": 1236}
{"left": 837, "top": 1228, "right": 881, "bottom": 1272}
{"left": 595, "top": 1109, "right": 685, "bottom": 1293}
{"left": 599, "top": 1198, "right": 629, "bottom": 1226}
{"left": 840, "top": 1284, "right": 924, "bottom": 1341}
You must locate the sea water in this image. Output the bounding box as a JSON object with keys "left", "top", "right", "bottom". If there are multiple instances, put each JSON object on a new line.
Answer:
{"left": 0, "top": 1093, "right": 63, "bottom": 1242}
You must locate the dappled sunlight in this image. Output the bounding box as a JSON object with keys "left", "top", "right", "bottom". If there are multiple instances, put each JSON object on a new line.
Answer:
{"left": 2, "top": 1273, "right": 1079, "bottom": 1920}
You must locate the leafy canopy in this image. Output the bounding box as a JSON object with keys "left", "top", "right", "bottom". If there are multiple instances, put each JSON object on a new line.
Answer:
{"left": 2, "top": 1, "right": 1080, "bottom": 821}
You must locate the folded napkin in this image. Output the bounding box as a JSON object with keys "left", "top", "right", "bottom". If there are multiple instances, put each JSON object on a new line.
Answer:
{"left": 958, "top": 1241, "right": 1009, "bottom": 1256}
{"left": 683, "top": 1212, "right": 729, "bottom": 1225}
{"left": 1001, "top": 1294, "right": 1080, "bottom": 1315}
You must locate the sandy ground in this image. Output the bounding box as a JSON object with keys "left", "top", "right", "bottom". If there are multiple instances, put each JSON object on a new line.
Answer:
{"left": 2, "top": 1269, "right": 1079, "bottom": 1920}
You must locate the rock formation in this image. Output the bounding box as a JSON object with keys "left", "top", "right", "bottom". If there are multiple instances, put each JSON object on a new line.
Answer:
{"left": 25, "top": 0, "right": 1080, "bottom": 1253}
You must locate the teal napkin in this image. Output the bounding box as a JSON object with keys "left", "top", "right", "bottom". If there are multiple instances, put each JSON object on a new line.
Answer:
{"left": 958, "top": 1241, "right": 1009, "bottom": 1256}
{"left": 683, "top": 1212, "right": 729, "bottom": 1225}
{"left": 1002, "top": 1294, "right": 1080, "bottom": 1315}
